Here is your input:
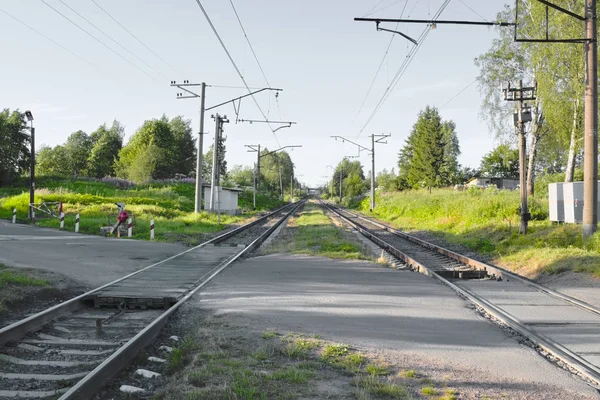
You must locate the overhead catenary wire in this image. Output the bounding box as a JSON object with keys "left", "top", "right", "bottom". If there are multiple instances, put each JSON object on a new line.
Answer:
{"left": 355, "top": 0, "right": 410, "bottom": 122}
{"left": 56, "top": 0, "right": 166, "bottom": 79}
{"left": 438, "top": 78, "right": 477, "bottom": 109}
{"left": 192, "top": 0, "right": 281, "bottom": 147}
{"left": 456, "top": 0, "right": 488, "bottom": 22}
{"left": 0, "top": 7, "right": 113, "bottom": 79}
{"left": 39, "top": 0, "right": 155, "bottom": 80}
{"left": 228, "top": 0, "right": 282, "bottom": 119}
{"left": 89, "top": 0, "right": 182, "bottom": 76}
{"left": 358, "top": 0, "right": 452, "bottom": 135}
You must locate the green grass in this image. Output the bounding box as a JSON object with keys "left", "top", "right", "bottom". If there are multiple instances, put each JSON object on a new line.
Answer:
{"left": 0, "top": 267, "right": 47, "bottom": 287}
{"left": 352, "top": 375, "right": 409, "bottom": 399}
{"left": 398, "top": 369, "right": 417, "bottom": 379}
{"left": 357, "top": 187, "right": 600, "bottom": 278}
{"left": 276, "top": 202, "right": 366, "bottom": 259}
{"left": 365, "top": 363, "right": 389, "bottom": 376}
{"left": 0, "top": 264, "right": 48, "bottom": 313}
{"left": 269, "top": 367, "right": 313, "bottom": 384}
{"left": 420, "top": 385, "right": 436, "bottom": 396}
{"left": 0, "top": 178, "right": 285, "bottom": 245}
{"left": 261, "top": 330, "right": 278, "bottom": 339}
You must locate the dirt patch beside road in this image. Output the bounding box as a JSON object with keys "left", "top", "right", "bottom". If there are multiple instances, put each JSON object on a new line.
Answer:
{"left": 0, "top": 264, "right": 85, "bottom": 328}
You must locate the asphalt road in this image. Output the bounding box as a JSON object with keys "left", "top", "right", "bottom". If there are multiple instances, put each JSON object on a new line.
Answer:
{"left": 0, "top": 221, "right": 186, "bottom": 287}
{"left": 192, "top": 253, "right": 598, "bottom": 399}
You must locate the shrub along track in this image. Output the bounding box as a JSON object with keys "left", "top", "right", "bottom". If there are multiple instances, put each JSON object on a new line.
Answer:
{"left": 321, "top": 200, "right": 600, "bottom": 391}
{"left": 0, "top": 201, "right": 304, "bottom": 400}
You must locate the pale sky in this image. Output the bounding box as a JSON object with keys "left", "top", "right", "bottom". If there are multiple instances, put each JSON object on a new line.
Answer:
{"left": 1, "top": 0, "right": 511, "bottom": 187}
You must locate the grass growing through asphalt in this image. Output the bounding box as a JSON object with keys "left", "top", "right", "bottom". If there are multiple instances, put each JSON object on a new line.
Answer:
{"left": 0, "top": 177, "right": 285, "bottom": 245}
{"left": 355, "top": 186, "right": 600, "bottom": 278}
{"left": 265, "top": 201, "right": 368, "bottom": 259}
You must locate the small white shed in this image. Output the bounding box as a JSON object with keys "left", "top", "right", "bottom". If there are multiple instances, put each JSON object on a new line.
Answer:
{"left": 203, "top": 185, "right": 243, "bottom": 215}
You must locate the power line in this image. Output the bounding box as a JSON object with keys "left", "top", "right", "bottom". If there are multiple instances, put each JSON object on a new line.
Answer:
{"left": 0, "top": 7, "right": 112, "bottom": 79}
{"left": 357, "top": 0, "right": 452, "bottom": 135}
{"left": 56, "top": 0, "right": 166, "bottom": 79}
{"left": 228, "top": 0, "right": 282, "bottom": 120}
{"left": 365, "top": 0, "right": 407, "bottom": 17}
{"left": 39, "top": 0, "right": 154, "bottom": 79}
{"left": 89, "top": 0, "right": 181, "bottom": 76}
{"left": 355, "top": 0, "right": 409, "bottom": 121}
{"left": 363, "top": 0, "right": 388, "bottom": 17}
{"left": 456, "top": 0, "right": 488, "bottom": 22}
{"left": 229, "top": 0, "right": 271, "bottom": 87}
{"left": 192, "top": 0, "right": 280, "bottom": 147}
{"left": 438, "top": 78, "right": 477, "bottom": 109}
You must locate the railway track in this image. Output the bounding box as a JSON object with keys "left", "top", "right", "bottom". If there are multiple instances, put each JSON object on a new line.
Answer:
{"left": 322, "top": 200, "right": 600, "bottom": 390}
{"left": 0, "top": 201, "right": 303, "bottom": 400}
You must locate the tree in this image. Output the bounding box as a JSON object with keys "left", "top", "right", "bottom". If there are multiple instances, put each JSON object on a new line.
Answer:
{"left": 259, "top": 150, "right": 295, "bottom": 196}
{"left": 331, "top": 158, "right": 367, "bottom": 200}
{"left": 377, "top": 168, "right": 398, "bottom": 192}
{"left": 168, "top": 116, "right": 196, "bottom": 177}
{"left": 87, "top": 121, "right": 123, "bottom": 178}
{"left": 116, "top": 116, "right": 198, "bottom": 182}
{"left": 0, "top": 109, "right": 30, "bottom": 186}
{"left": 479, "top": 144, "right": 520, "bottom": 178}
{"left": 397, "top": 106, "right": 460, "bottom": 190}
{"left": 227, "top": 165, "right": 253, "bottom": 188}
{"left": 36, "top": 145, "right": 70, "bottom": 176}
{"left": 64, "top": 130, "right": 92, "bottom": 176}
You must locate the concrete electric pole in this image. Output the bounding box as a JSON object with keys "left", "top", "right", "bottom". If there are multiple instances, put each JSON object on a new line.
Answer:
{"left": 330, "top": 135, "right": 390, "bottom": 210}
{"left": 503, "top": 80, "right": 536, "bottom": 235}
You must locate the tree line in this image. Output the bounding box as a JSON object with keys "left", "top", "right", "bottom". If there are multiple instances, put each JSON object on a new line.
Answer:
{"left": 324, "top": 105, "right": 525, "bottom": 200}
{"left": 0, "top": 108, "right": 297, "bottom": 198}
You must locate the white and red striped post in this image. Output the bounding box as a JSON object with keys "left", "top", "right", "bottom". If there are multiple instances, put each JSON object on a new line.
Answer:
{"left": 12, "top": 208, "right": 16, "bottom": 224}
{"left": 150, "top": 219, "right": 155, "bottom": 240}
{"left": 59, "top": 212, "right": 65, "bottom": 230}
{"left": 127, "top": 218, "right": 132, "bottom": 238}
{"left": 75, "top": 214, "right": 80, "bottom": 233}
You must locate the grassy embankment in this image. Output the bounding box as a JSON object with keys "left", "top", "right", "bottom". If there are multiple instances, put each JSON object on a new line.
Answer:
{"left": 0, "top": 177, "right": 285, "bottom": 245}
{"left": 265, "top": 202, "right": 368, "bottom": 260}
{"left": 0, "top": 264, "right": 47, "bottom": 314}
{"left": 357, "top": 184, "right": 600, "bottom": 278}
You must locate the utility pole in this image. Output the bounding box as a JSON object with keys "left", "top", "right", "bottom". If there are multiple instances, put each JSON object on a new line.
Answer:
{"left": 196, "top": 83, "right": 206, "bottom": 213}
{"left": 355, "top": 1, "right": 598, "bottom": 236}
{"left": 210, "top": 114, "right": 229, "bottom": 214}
{"left": 24, "top": 111, "right": 35, "bottom": 221}
{"left": 291, "top": 169, "right": 294, "bottom": 203}
{"left": 279, "top": 167, "right": 284, "bottom": 200}
{"left": 330, "top": 135, "right": 390, "bottom": 210}
{"left": 503, "top": 80, "right": 536, "bottom": 234}
{"left": 584, "top": 0, "right": 597, "bottom": 236}
{"left": 170, "top": 81, "right": 284, "bottom": 212}
{"left": 253, "top": 162, "right": 256, "bottom": 208}
{"left": 339, "top": 164, "right": 343, "bottom": 204}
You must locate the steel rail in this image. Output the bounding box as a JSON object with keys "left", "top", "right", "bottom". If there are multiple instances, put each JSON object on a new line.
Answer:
{"left": 321, "top": 200, "right": 600, "bottom": 386}
{"left": 334, "top": 205, "right": 600, "bottom": 318}
{"left": 59, "top": 200, "right": 305, "bottom": 399}
{"left": 0, "top": 202, "right": 295, "bottom": 347}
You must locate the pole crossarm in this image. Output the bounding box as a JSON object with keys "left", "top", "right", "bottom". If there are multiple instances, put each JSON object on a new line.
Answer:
{"left": 330, "top": 136, "right": 371, "bottom": 154}
{"left": 354, "top": 17, "right": 515, "bottom": 26}
{"left": 514, "top": 0, "right": 590, "bottom": 43}
{"left": 260, "top": 145, "right": 302, "bottom": 158}
{"left": 205, "top": 88, "right": 283, "bottom": 111}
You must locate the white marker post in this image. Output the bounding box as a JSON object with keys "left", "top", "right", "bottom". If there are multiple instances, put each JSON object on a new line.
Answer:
{"left": 128, "top": 218, "right": 132, "bottom": 238}
{"left": 150, "top": 220, "right": 155, "bottom": 240}
{"left": 75, "top": 214, "right": 80, "bottom": 233}
{"left": 59, "top": 212, "right": 65, "bottom": 230}
{"left": 12, "top": 208, "right": 16, "bottom": 224}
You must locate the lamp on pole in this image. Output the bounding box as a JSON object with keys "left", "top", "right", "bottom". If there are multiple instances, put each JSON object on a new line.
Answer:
{"left": 24, "top": 111, "right": 34, "bottom": 221}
